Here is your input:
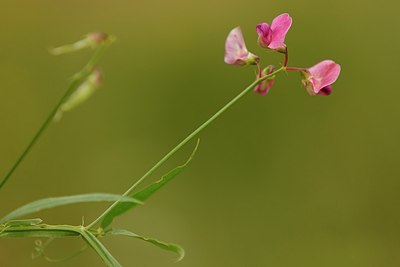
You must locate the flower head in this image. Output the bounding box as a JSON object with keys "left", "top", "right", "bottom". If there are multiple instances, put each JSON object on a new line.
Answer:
{"left": 254, "top": 65, "right": 275, "bottom": 95}
{"left": 302, "top": 60, "right": 341, "bottom": 96}
{"left": 224, "top": 27, "right": 259, "bottom": 66}
{"left": 256, "top": 13, "right": 292, "bottom": 52}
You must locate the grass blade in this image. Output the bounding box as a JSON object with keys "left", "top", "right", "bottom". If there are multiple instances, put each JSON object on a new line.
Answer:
{"left": 108, "top": 229, "right": 185, "bottom": 261}
{"left": 0, "top": 193, "right": 142, "bottom": 224}
{"left": 0, "top": 224, "right": 80, "bottom": 238}
{"left": 80, "top": 229, "right": 122, "bottom": 267}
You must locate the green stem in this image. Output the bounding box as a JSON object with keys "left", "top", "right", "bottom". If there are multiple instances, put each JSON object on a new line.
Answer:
{"left": 0, "top": 44, "right": 108, "bottom": 190}
{"left": 88, "top": 66, "right": 285, "bottom": 228}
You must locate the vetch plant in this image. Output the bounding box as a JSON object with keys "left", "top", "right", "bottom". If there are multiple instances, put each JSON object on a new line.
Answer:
{"left": 0, "top": 13, "right": 341, "bottom": 266}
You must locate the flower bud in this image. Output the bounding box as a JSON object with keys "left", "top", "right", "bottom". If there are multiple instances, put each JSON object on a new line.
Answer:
{"left": 50, "top": 32, "right": 110, "bottom": 56}
{"left": 54, "top": 68, "right": 102, "bottom": 121}
{"left": 254, "top": 65, "right": 275, "bottom": 95}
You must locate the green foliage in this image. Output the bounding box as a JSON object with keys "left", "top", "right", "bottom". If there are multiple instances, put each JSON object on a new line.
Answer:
{"left": 0, "top": 222, "right": 121, "bottom": 267}
{"left": 107, "top": 229, "right": 185, "bottom": 261}
{"left": 0, "top": 193, "right": 142, "bottom": 224}
{"left": 0, "top": 139, "right": 200, "bottom": 265}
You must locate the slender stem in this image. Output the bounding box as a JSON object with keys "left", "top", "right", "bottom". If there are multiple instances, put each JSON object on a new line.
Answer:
{"left": 0, "top": 83, "right": 77, "bottom": 190}
{"left": 0, "top": 44, "right": 108, "bottom": 190}
{"left": 88, "top": 66, "right": 286, "bottom": 228}
{"left": 283, "top": 47, "right": 289, "bottom": 67}
{"left": 286, "top": 67, "right": 307, "bottom": 72}
{"left": 256, "top": 61, "right": 262, "bottom": 78}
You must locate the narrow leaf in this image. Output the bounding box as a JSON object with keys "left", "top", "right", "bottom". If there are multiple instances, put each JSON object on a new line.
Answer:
{"left": 3, "top": 218, "right": 43, "bottom": 227}
{"left": 108, "top": 229, "right": 185, "bottom": 261}
{"left": 0, "top": 193, "right": 142, "bottom": 224}
{"left": 0, "top": 222, "right": 121, "bottom": 267}
{"left": 80, "top": 229, "right": 121, "bottom": 267}
{"left": 0, "top": 224, "right": 80, "bottom": 238}
{"left": 100, "top": 139, "right": 200, "bottom": 229}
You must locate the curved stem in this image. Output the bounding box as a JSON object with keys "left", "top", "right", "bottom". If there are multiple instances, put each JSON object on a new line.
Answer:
{"left": 256, "top": 61, "right": 262, "bottom": 78}
{"left": 283, "top": 47, "right": 289, "bottom": 67}
{"left": 88, "top": 66, "right": 285, "bottom": 228}
{"left": 0, "top": 44, "right": 108, "bottom": 190}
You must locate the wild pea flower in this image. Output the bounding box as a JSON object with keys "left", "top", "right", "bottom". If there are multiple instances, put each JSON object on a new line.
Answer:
{"left": 224, "top": 27, "right": 259, "bottom": 66}
{"left": 54, "top": 68, "right": 103, "bottom": 121}
{"left": 256, "top": 13, "right": 292, "bottom": 52}
{"left": 224, "top": 13, "right": 341, "bottom": 97}
{"left": 254, "top": 65, "right": 275, "bottom": 95}
{"left": 50, "top": 32, "right": 110, "bottom": 55}
{"left": 301, "top": 60, "right": 341, "bottom": 96}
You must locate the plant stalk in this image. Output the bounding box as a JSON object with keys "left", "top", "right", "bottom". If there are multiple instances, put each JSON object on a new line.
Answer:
{"left": 0, "top": 44, "right": 108, "bottom": 190}
{"left": 88, "top": 66, "right": 285, "bottom": 228}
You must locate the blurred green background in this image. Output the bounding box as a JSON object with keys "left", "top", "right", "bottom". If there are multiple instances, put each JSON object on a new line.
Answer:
{"left": 1, "top": 0, "right": 399, "bottom": 266}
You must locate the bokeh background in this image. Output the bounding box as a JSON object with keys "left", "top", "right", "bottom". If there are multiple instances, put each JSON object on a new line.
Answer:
{"left": 1, "top": 0, "right": 399, "bottom": 266}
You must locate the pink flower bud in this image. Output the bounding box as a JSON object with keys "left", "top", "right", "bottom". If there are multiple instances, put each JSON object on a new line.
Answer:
{"left": 256, "top": 13, "right": 292, "bottom": 52}
{"left": 302, "top": 60, "right": 341, "bottom": 96}
{"left": 254, "top": 65, "right": 275, "bottom": 95}
{"left": 224, "top": 27, "right": 259, "bottom": 66}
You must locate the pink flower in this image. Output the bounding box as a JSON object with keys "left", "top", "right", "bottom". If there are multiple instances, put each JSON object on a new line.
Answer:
{"left": 256, "top": 13, "right": 292, "bottom": 52}
{"left": 224, "top": 27, "right": 259, "bottom": 66}
{"left": 254, "top": 65, "right": 275, "bottom": 95}
{"left": 302, "top": 60, "right": 341, "bottom": 96}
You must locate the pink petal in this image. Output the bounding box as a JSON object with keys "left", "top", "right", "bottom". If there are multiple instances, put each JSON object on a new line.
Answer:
{"left": 254, "top": 65, "right": 275, "bottom": 95}
{"left": 318, "top": 85, "right": 332, "bottom": 96}
{"left": 224, "top": 27, "right": 249, "bottom": 65}
{"left": 254, "top": 78, "right": 275, "bottom": 95}
{"left": 269, "top": 13, "right": 292, "bottom": 50}
{"left": 256, "top": 23, "right": 272, "bottom": 47}
{"left": 308, "top": 60, "right": 341, "bottom": 93}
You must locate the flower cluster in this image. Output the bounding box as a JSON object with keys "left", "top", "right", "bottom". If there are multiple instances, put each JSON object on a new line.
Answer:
{"left": 224, "top": 13, "right": 341, "bottom": 96}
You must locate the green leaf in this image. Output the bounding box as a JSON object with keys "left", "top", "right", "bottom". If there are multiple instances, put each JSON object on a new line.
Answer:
{"left": 0, "top": 224, "right": 80, "bottom": 239}
{"left": 0, "top": 222, "right": 121, "bottom": 267}
{"left": 3, "top": 218, "right": 43, "bottom": 227}
{"left": 80, "top": 229, "right": 122, "bottom": 267}
{"left": 108, "top": 229, "right": 185, "bottom": 261}
{"left": 0, "top": 193, "right": 142, "bottom": 224}
{"left": 100, "top": 139, "right": 200, "bottom": 229}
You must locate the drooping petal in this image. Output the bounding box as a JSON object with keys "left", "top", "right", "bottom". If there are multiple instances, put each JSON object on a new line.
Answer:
{"left": 268, "top": 13, "right": 292, "bottom": 50}
{"left": 308, "top": 60, "right": 341, "bottom": 93}
{"left": 224, "top": 27, "right": 258, "bottom": 66}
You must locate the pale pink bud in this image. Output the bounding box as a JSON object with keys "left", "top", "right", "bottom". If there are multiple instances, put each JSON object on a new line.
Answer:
{"left": 50, "top": 32, "right": 110, "bottom": 56}
{"left": 54, "top": 68, "right": 103, "bottom": 121}
{"left": 302, "top": 60, "right": 341, "bottom": 96}
{"left": 224, "top": 27, "right": 259, "bottom": 66}
{"left": 256, "top": 13, "right": 292, "bottom": 52}
{"left": 254, "top": 65, "right": 275, "bottom": 95}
